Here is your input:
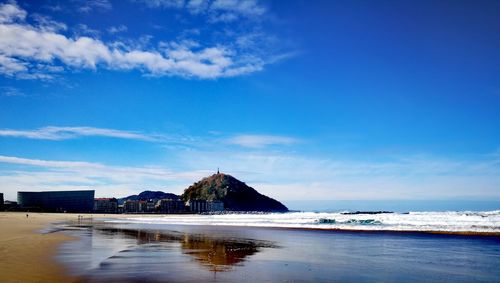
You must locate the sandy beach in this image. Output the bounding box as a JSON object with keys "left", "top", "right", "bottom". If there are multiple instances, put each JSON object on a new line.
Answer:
{"left": 1, "top": 212, "right": 499, "bottom": 282}
{"left": 0, "top": 212, "right": 79, "bottom": 283}
{"left": 0, "top": 212, "right": 164, "bottom": 283}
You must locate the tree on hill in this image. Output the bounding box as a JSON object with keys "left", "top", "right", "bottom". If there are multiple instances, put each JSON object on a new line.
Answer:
{"left": 118, "top": 190, "right": 180, "bottom": 204}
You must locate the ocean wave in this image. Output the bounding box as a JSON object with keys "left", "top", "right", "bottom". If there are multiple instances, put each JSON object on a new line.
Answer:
{"left": 316, "top": 218, "right": 382, "bottom": 225}
{"left": 104, "top": 210, "right": 500, "bottom": 233}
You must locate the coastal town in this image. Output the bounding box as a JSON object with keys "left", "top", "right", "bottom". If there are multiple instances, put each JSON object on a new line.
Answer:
{"left": 0, "top": 172, "right": 288, "bottom": 214}
{"left": 0, "top": 190, "right": 225, "bottom": 214}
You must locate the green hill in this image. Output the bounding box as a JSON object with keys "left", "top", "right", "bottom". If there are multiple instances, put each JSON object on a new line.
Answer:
{"left": 182, "top": 173, "right": 288, "bottom": 212}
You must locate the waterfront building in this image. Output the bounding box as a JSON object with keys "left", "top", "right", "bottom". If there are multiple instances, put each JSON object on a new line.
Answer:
{"left": 0, "top": 193, "right": 3, "bottom": 211}
{"left": 146, "top": 201, "right": 156, "bottom": 212}
{"left": 3, "top": 200, "right": 18, "bottom": 211}
{"left": 138, "top": 200, "right": 147, "bottom": 213}
{"left": 94, "top": 198, "right": 118, "bottom": 213}
{"left": 187, "top": 200, "right": 225, "bottom": 213}
{"left": 123, "top": 200, "right": 150, "bottom": 213}
{"left": 17, "top": 190, "right": 95, "bottom": 213}
{"left": 156, "top": 199, "right": 186, "bottom": 213}
{"left": 207, "top": 200, "right": 224, "bottom": 212}
{"left": 124, "top": 200, "right": 139, "bottom": 213}
{"left": 188, "top": 200, "right": 207, "bottom": 213}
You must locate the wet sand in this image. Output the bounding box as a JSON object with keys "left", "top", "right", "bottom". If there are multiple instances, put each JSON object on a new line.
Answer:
{"left": 0, "top": 212, "right": 79, "bottom": 283}
{"left": 58, "top": 222, "right": 500, "bottom": 282}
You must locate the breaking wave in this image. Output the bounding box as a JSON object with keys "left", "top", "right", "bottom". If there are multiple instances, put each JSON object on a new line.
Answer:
{"left": 105, "top": 210, "right": 500, "bottom": 233}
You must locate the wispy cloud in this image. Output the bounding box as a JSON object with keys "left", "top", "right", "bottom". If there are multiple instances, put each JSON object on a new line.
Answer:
{"left": 0, "top": 54, "right": 27, "bottom": 75}
{"left": 0, "top": 155, "right": 100, "bottom": 168}
{"left": 0, "top": 2, "right": 285, "bottom": 80}
{"left": 32, "top": 13, "right": 67, "bottom": 32}
{"left": 78, "top": 0, "right": 112, "bottom": 13}
{"left": 43, "top": 4, "right": 63, "bottom": 12}
{"left": 1, "top": 148, "right": 499, "bottom": 201}
{"left": 0, "top": 86, "right": 25, "bottom": 97}
{"left": 0, "top": 126, "right": 302, "bottom": 150}
{"left": 139, "top": 0, "right": 267, "bottom": 22}
{"left": 139, "top": 0, "right": 185, "bottom": 9}
{"left": 186, "top": 0, "right": 209, "bottom": 14}
{"left": 209, "top": 0, "right": 266, "bottom": 22}
{"left": 73, "top": 23, "right": 100, "bottom": 37}
{"left": 0, "top": 155, "right": 198, "bottom": 179}
{"left": 107, "top": 24, "right": 127, "bottom": 34}
{"left": 0, "top": 154, "right": 210, "bottom": 199}
{"left": 178, "top": 150, "right": 500, "bottom": 201}
{"left": 0, "top": 126, "right": 159, "bottom": 141}
{"left": 5, "top": 126, "right": 496, "bottom": 201}
{"left": 227, "top": 134, "right": 298, "bottom": 148}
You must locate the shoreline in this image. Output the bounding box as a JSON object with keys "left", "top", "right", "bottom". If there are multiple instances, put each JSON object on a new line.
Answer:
{"left": 97, "top": 221, "right": 500, "bottom": 237}
{"left": 98, "top": 215, "right": 500, "bottom": 237}
{"left": 264, "top": 225, "right": 500, "bottom": 237}
{"left": 72, "top": 217, "right": 500, "bottom": 237}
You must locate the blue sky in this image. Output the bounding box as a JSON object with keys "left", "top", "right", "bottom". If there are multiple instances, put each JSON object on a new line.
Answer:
{"left": 0, "top": 0, "right": 499, "bottom": 202}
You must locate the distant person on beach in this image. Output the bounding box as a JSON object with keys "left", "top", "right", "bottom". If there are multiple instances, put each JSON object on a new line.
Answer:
{"left": 26, "top": 214, "right": 28, "bottom": 218}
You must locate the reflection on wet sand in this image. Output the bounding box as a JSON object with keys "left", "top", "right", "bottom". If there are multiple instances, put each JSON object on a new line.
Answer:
{"left": 95, "top": 226, "right": 277, "bottom": 272}
{"left": 58, "top": 223, "right": 500, "bottom": 283}
{"left": 181, "top": 235, "right": 262, "bottom": 271}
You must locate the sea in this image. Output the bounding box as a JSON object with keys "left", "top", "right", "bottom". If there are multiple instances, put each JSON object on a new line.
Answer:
{"left": 284, "top": 199, "right": 500, "bottom": 213}
{"left": 55, "top": 201, "right": 500, "bottom": 282}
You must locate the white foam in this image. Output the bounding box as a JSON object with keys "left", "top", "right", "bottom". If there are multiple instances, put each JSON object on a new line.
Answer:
{"left": 104, "top": 211, "right": 500, "bottom": 233}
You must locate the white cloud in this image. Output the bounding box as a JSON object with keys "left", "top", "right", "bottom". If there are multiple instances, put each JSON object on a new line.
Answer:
{"left": 227, "top": 134, "right": 298, "bottom": 148}
{"left": 0, "top": 2, "right": 273, "bottom": 79}
{"left": 0, "top": 54, "right": 27, "bottom": 75}
{"left": 107, "top": 24, "right": 127, "bottom": 34}
{"left": 0, "top": 2, "right": 26, "bottom": 23}
{"left": 209, "top": 0, "right": 266, "bottom": 22}
{"left": 78, "top": 0, "right": 112, "bottom": 13}
{"left": 138, "top": 0, "right": 267, "bottom": 22}
{"left": 0, "top": 126, "right": 160, "bottom": 141}
{"left": 138, "top": 0, "right": 185, "bottom": 9}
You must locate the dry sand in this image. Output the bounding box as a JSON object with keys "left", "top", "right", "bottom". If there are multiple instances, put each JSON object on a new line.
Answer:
{"left": 0, "top": 212, "right": 161, "bottom": 283}
{"left": 0, "top": 212, "right": 80, "bottom": 283}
